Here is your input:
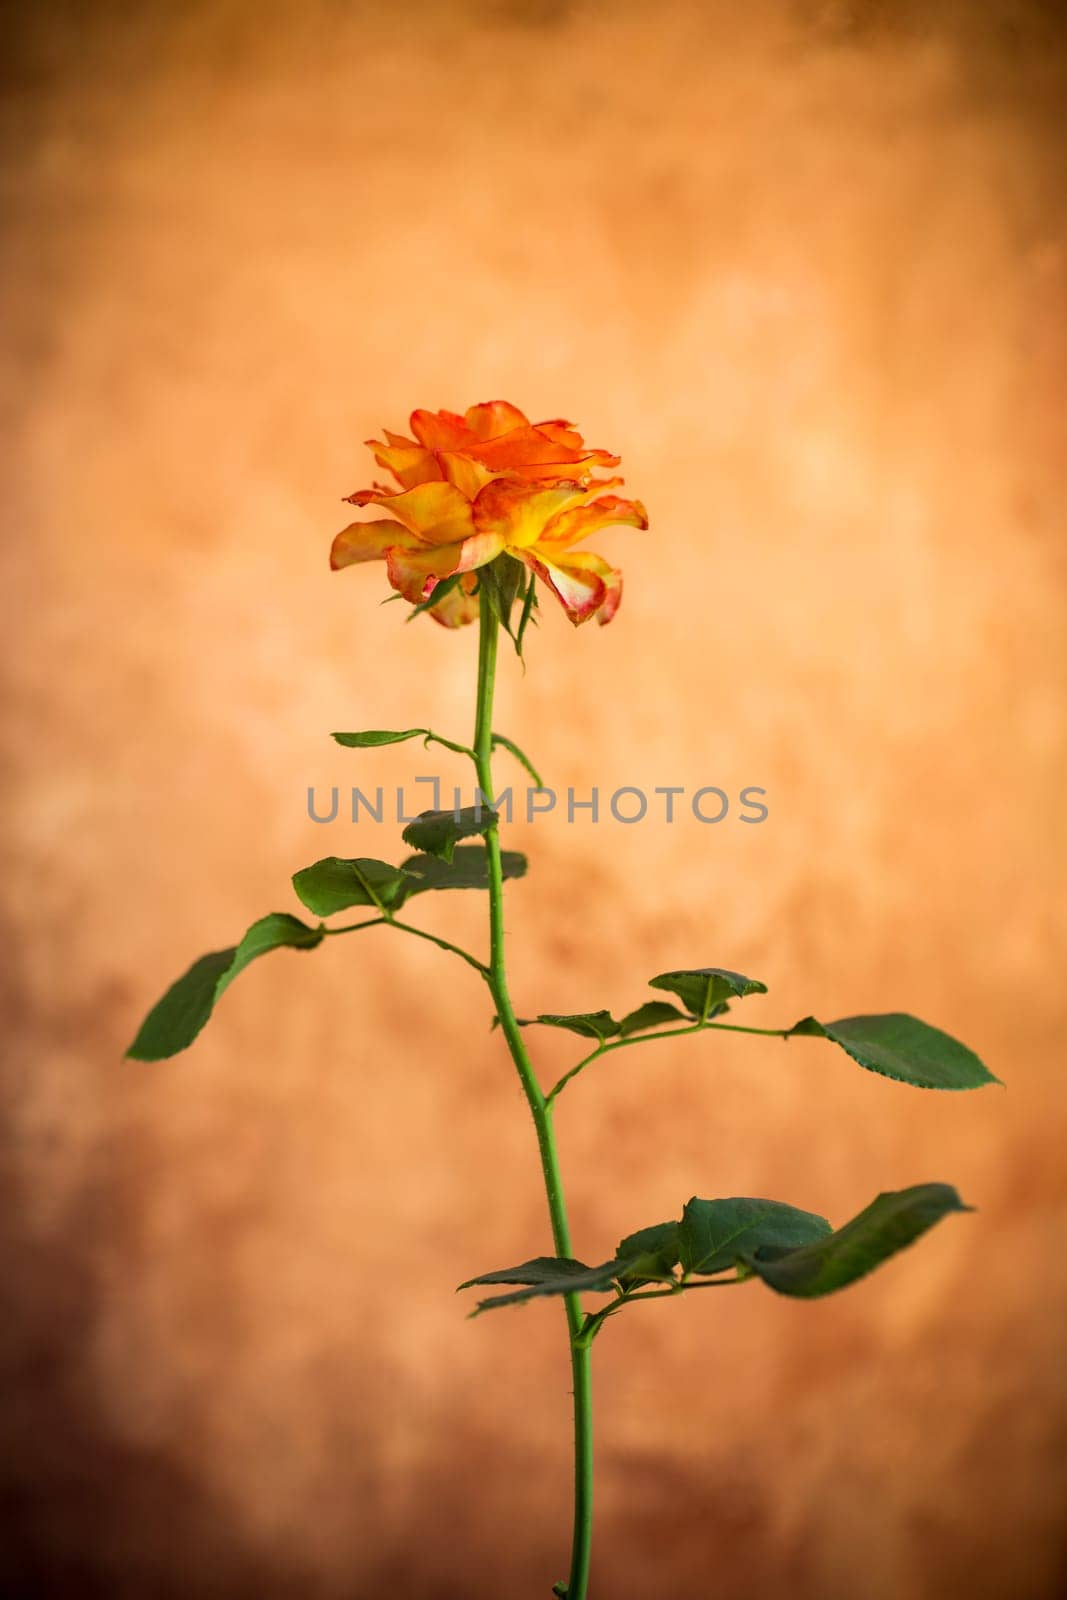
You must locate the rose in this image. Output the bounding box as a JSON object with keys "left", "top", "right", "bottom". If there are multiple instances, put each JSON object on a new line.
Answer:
{"left": 330, "top": 402, "right": 647, "bottom": 627}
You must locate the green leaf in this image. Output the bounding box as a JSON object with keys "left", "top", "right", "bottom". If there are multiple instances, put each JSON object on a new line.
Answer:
{"left": 217, "top": 912, "right": 324, "bottom": 992}
{"left": 614, "top": 1221, "right": 681, "bottom": 1284}
{"left": 678, "top": 1196, "right": 832, "bottom": 1276}
{"left": 401, "top": 805, "right": 497, "bottom": 863}
{"left": 407, "top": 571, "right": 465, "bottom": 619}
{"left": 496, "top": 552, "right": 525, "bottom": 616}
{"left": 127, "top": 949, "right": 236, "bottom": 1063}
{"left": 127, "top": 913, "right": 324, "bottom": 1061}
{"left": 787, "top": 1012, "right": 1000, "bottom": 1091}
{"left": 460, "top": 1186, "right": 973, "bottom": 1318}
{"left": 618, "top": 1000, "right": 691, "bottom": 1037}
{"left": 292, "top": 856, "right": 410, "bottom": 916}
{"left": 458, "top": 1257, "right": 595, "bottom": 1290}
{"left": 534, "top": 1010, "right": 621, "bottom": 1041}
{"left": 458, "top": 1256, "right": 620, "bottom": 1313}
{"left": 513, "top": 571, "right": 538, "bottom": 659}
{"left": 478, "top": 553, "right": 525, "bottom": 633}
{"left": 523, "top": 1001, "right": 696, "bottom": 1043}
{"left": 460, "top": 1225, "right": 684, "bottom": 1315}
{"left": 650, "top": 968, "right": 767, "bottom": 1016}
{"left": 749, "top": 1183, "right": 971, "bottom": 1298}
{"left": 332, "top": 725, "right": 472, "bottom": 758}
{"left": 491, "top": 732, "right": 543, "bottom": 787}
{"left": 332, "top": 729, "right": 429, "bottom": 748}
{"left": 400, "top": 846, "right": 527, "bottom": 894}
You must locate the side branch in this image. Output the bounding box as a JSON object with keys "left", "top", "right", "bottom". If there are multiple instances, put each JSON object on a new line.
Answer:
{"left": 546, "top": 1020, "right": 793, "bottom": 1104}
{"left": 325, "top": 914, "right": 489, "bottom": 977}
{"left": 575, "top": 1274, "right": 743, "bottom": 1347}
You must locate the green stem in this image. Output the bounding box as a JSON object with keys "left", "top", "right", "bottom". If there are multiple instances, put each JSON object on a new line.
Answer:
{"left": 473, "top": 602, "right": 593, "bottom": 1600}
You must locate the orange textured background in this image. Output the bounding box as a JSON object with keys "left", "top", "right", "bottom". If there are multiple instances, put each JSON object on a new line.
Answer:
{"left": 3, "top": 2, "right": 1066, "bottom": 1596}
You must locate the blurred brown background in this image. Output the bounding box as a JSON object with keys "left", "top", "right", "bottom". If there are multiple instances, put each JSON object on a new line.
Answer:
{"left": 3, "top": 1, "right": 1066, "bottom": 1595}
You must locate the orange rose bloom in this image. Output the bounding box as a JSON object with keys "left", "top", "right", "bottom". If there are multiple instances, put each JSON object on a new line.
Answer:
{"left": 330, "top": 402, "right": 647, "bottom": 628}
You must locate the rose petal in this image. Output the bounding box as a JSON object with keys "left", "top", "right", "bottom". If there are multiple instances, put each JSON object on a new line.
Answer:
{"left": 385, "top": 531, "right": 503, "bottom": 603}
{"left": 594, "top": 561, "right": 623, "bottom": 625}
{"left": 473, "top": 480, "right": 592, "bottom": 548}
{"left": 438, "top": 450, "right": 503, "bottom": 500}
{"left": 554, "top": 550, "right": 623, "bottom": 625}
{"left": 468, "top": 425, "right": 586, "bottom": 473}
{"left": 409, "top": 409, "right": 476, "bottom": 452}
{"left": 330, "top": 519, "right": 415, "bottom": 571}
{"left": 533, "top": 420, "right": 584, "bottom": 450}
{"left": 367, "top": 437, "right": 442, "bottom": 490}
{"left": 540, "top": 494, "right": 649, "bottom": 548}
{"left": 467, "top": 426, "right": 622, "bottom": 482}
{"left": 345, "top": 481, "right": 477, "bottom": 546}
{"left": 521, "top": 548, "right": 614, "bottom": 625}
{"left": 464, "top": 400, "right": 529, "bottom": 440}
